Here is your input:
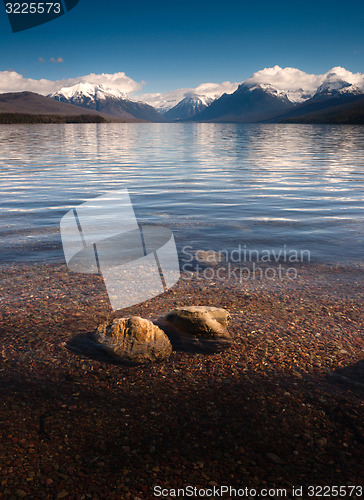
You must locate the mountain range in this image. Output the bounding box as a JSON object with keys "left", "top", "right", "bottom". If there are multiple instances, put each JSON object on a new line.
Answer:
{"left": 50, "top": 83, "right": 164, "bottom": 122}
{"left": 1, "top": 66, "right": 364, "bottom": 124}
{"left": 187, "top": 70, "right": 364, "bottom": 123}
{"left": 187, "top": 83, "right": 293, "bottom": 122}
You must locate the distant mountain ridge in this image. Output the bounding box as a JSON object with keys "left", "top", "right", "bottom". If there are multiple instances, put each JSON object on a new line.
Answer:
{"left": 0, "top": 91, "right": 121, "bottom": 121}
{"left": 276, "top": 94, "right": 364, "bottom": 124}
{"left": 188, "top": 82, "right": 294, "bottom": 122}
{"left": 163, "top": 95, "right": 214, "bottom": 121}
{"left": 187, "top": 68, "right": 364, "bottom": 123}
{"left": 267, "top": 72, "right": 364, "bottom": 124}
{"left": 50, "top": 83, "right": 165, "bottom": 122}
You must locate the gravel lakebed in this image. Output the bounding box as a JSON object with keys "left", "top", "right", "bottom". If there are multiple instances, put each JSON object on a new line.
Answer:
{"left": 0, "top": 262, "right": 363, "bottom": 499}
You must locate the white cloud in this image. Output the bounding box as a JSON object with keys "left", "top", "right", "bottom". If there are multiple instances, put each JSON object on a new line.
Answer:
{"left": 194, "top": 80, "right": 239, "bottom": 97}
{"left": 80, "top": 72, "right": 142, "bottom": 93}
{"left": 324, "top": 66, "right": 364, "bottom": 87}
{"left": 50, "top": 57, "right": 64, "bottom": 64}
{"left": 245, "top": 65, "right": 322, "bottom": 92}
{"left": 0, "top": 70, "right": 142, "bottom": 95}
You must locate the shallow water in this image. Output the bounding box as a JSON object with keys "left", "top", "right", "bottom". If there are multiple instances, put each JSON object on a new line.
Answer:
{"left": 0, "top": 122, "right": 363, "bottom": 265}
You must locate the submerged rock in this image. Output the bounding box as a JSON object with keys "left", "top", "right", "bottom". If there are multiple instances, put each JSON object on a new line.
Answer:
{"left": 195, "top": 250, "right": 225, "bottom": 266}
{"left": 95, "top": 316, "right": 172, "bottom": 363}
{"left": 158, "top": 306, "right": 232, "bottom": 353}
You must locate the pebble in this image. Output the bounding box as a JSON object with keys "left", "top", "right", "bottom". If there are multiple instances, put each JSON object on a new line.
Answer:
{"left": 56, "top": 492, "right": 69, "bottom": 500}
{"left": 266, "top": 453, "right": 285, "bottom": 465}
{"left": 15, "top": 491, "right": 27, "bottom": 498}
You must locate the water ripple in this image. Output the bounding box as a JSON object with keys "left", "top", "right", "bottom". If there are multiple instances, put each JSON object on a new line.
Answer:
{"left": 0, "top": 123, "right": 363, "bottom": 263}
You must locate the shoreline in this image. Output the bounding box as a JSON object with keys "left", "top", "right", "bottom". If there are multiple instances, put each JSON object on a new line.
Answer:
{"left": 0, "top": 262, "right": 363, "bottom": 497}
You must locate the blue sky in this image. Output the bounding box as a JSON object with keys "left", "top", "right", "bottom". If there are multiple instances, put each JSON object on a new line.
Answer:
{"left": 0, "top": 0, "right": 363, "bottom": 93}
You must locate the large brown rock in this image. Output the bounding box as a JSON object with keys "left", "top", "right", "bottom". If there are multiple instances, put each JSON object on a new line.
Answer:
{"left": 163, "top": 306, "right": 231, "bottom": 338}
{"left": 158, "top": 306, "right": 232, "bottom": 353}
{"left": 95, "top": 316, "right": 172, "bottom": 363}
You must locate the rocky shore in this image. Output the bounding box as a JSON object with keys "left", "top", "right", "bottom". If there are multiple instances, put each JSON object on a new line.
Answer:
{"left": 0, "top": 262, "right": 363, "bottom": 499}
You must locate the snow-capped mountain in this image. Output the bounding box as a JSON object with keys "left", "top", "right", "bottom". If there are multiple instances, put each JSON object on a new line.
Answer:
{"left": 246, "top": 83, "right": 287, "bottom": 98}
{"left": 284, "top": 88, "right": 315, "bottom": 103}
{"left": 243, "top": 65, "right": 364, "bottom": 103}
{"left": 189, "top": 82, "right": 294, "bottom": 122}
{"left": 163, "top": 94, "right": 214, "bottom": 120}
{"left": 269, "top": 70, "right": 364, "bottom": 124}
{"left": 313, "top": 74, "right": 363, "bottom": 99}
{"left": 49, "top": 83, "right": 165, "bottom": 122}
{"left": 51, "top": 83, "right": 129, "bottom": 106}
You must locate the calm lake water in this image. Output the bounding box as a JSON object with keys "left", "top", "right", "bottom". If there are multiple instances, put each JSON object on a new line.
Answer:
{"left": 0, "top": 122, "right": 363, "bottom": 266}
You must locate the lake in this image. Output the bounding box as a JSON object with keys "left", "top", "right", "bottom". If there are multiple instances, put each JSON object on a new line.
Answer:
{"left": 0, "top": 122, "right": 364, "bottom": 266}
